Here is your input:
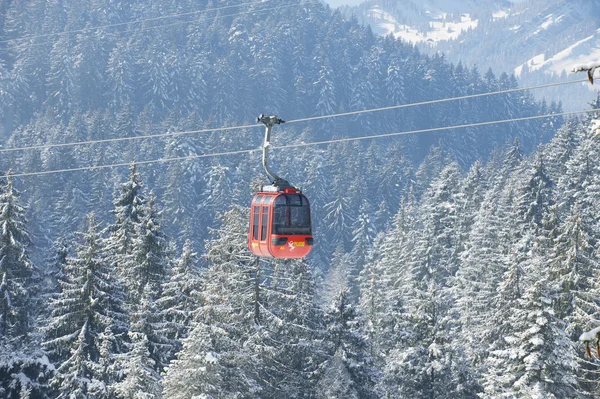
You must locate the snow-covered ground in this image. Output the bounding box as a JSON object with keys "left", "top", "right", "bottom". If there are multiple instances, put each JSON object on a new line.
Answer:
{"left": 388, "top": 13, "right": 478, "bottom": 44}
{"left": 364, "top": 4, "right": 478, "bottom": 45}
{"left": 515, "top": 29, "right": 600, "bottom": 78}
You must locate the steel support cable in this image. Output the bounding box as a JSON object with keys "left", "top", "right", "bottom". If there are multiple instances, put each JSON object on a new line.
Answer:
{"left": 283, "top": 78, "right": 590, "bottom": 125}
{"left": 273, "top": 109, "right": 594, "bottom": 151}
{"left": 13, "top": 2, "right": 316, "bottom": 50}
{"left": 9, "top": 108, "right": 598, "bottom": 178}
{"left": 0, "top": 0, "right": 277, "bottom": 45}
{"left": 0, "top": 79, "right": 588, "bottom": 155}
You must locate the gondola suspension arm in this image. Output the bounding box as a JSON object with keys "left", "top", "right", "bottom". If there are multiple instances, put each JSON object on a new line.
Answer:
{"left": 257, "top": 114, "right": 292, "bottom": 189}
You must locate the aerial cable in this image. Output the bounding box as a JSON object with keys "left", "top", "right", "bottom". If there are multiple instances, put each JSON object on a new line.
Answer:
{"left": 273, "top": 109, "right": 596, "bottom": 150}
{"left": 0, "top": 0, "right": 276, "bottom": 45}
{"left": 284, "top": 78, "right": 590, "bottom": 125}
{"left": 10, "top": 147, "right": 257, "bottom": 178}
{"left": 0, "top": 78, "right": 587, "bottom": 155}
{"left": 8, "top": 1, "right": 317, "bottom": 50}
{"left": 9, "top": 108, "right": 597, "bottom": 178}
{"left": 0, "top": 124, "right": 260, "bottom": 154}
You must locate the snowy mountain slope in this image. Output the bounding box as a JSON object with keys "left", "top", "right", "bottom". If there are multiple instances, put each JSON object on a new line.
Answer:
{"left": 339, "top": 0, "right": 505, "bottom": 43}
{"left": 515, "top": 29, "right": 600, "bottom": 78}
{"left": 342, "top": 0, "right": 600, "bottom": 110}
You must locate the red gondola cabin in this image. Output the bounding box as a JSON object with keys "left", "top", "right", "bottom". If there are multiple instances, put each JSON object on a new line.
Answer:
{"left": 248, "top": 187, "right": 313, "bottom": 258}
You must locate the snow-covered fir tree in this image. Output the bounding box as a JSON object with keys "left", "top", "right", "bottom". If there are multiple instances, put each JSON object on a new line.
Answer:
{"left": 114, "top": 287, "right": 164, "bottom": 399}
{"left": 319, "top": 262, "right": 379, "bottom": 399}
{"left": 108, "top": 163, "right": 147, "bottom": 285}
{"left": 162, "top": 206, "right": 260, "bottom": 398}
{"left": 0, "top": 173, "right": 33, "bottom": 339}
{"left": 43, "top": 213, "right": 128, "bottom": 398}
{"left": 0, "top": 174, "right": 52, "bottom": 399}
{"left": 155, "top": 239, "right": 201, "bottom": 357}
{"left": 483, "top": 275, "right": 582, "bottom": 398}
{"left": 122, "top": 191, "right": 170, "bottom": 303}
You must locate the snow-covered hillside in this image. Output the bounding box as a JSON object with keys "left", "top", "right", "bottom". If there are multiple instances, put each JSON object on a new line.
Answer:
{"left": 342, "top": 0, "right": 600, "bottom": 110}
{"left": 339, "top": 0, "right": 504, "bottom": 44}
{"left": 515, "top": 29, "right": 600, "bottom": 78}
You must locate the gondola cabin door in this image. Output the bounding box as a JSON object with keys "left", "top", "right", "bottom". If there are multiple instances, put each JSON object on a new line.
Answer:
{"left": 248, "top": 188, "right": 313, "bottom": 259}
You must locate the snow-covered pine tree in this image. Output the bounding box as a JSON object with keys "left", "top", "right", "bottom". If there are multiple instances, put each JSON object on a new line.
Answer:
{"left": 479, "top": 249, "right": 525, "bottom": 397}
{"left": 322, "top": 146, "right": 356, "bottom": 252}
{"left": 114, "top": 286, "right": 164, "bottom": 399}
{"left": 419, "top": 161, "right": 462, "bottom": 280}
{"left": 163, "top": 206, "right": 261, "bottom": 398}
{"left": 484, "top": 275, "right": 582, "bottom": 398}
{"left": 106, "top": 38, "right": 136, "bottom": 110}
{"left": 380, "top": 277, "right": 480, "bottom": 398}
{"left": 514, "top": 151, "right": 554, "bottom": 236}
{"left": 107, "top": 163, "right": 147, "bottom": 296}
{"left": 0, "top": 173, "right": 52, "bottom": 399}
{"left": 455, "top": 160, "right": 486, "bottom": 250}
{"left": 114, "top": 328, "right": 162, "bottom": 399}
{"left": 161, "top": 129, "right": 203, "bottom": 244}
{"left": 378, "top": 162, "right": 481, "bottom": 398}
{"left": 73, "top": 26, "right": 105, "bottom": 111}
{"left": 414, "top": 144, "right": 452, "bottom": 198}
{"left": 122, "top": 191, "right": 169, "bottom": 303}
{"left": 358, "top": 193, "right": 416, "bottom": 363}
{"left": 44, "top": 213, "right": 128, "bottom": 398}
{"left": 558, "top": 119, "right": 600, "bottom": 220}
{"left": 155, "top": 239, "right": 201, "bottom": 357}
{"left": 43, "top": 237, "right": 69, "bottom": 295}
{"left": 452, "top": 187, "right": 508, "bottom": 368}
{"left": 347, "top": 200, "right": 376, "bottom": 299}
{"left": 544, "top": 119, "right": 580, "bottom": 183}
{"left": 312, "top": 54, "right": 337, "bottom": 117}
{"left": 45, "top": 34, "right": 75, "bottom": 121}
{"left": 550, "top": 204, "right": 600, "bottom": 331}
{"left": 546, "top": 203, "right": 600, "bottom": 395}
{"left": 258, "top": 257, "right": 327, "bottom": 398}
{"left": 0, "top": 173, "right": 33, "bottom": 339}
{"left": 318, "top": 262, "right": 379, "bottom": 399}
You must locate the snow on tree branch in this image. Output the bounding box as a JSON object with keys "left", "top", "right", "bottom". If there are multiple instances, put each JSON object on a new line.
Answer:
{"left": 579, "top": 326, "right": 600, "bottom": 358}
{"left": 591, "top": 120, "right": 600, "bottom": 137}
{"left": 572, "top": 62, "right": 600, "bottom": 84}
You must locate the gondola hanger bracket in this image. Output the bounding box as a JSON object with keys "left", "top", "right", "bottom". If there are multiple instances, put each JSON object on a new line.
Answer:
{"left": 257, "top": 114, "right": 292, "bottom": 190}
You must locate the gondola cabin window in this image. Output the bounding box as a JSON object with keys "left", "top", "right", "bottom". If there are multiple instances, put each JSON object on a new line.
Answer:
{"left": 261, "top": 206, "right": 268, "bottom": 241}
{"left": 273, "top": 194, "right": 311, "bottom": 235}
{"left": 253, "top": 203, "right": 260, "bottom": 240}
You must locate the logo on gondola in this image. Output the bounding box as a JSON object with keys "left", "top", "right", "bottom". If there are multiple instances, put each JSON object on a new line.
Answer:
{"left": 287, "top": 241, "right": 306, "bottom": 251}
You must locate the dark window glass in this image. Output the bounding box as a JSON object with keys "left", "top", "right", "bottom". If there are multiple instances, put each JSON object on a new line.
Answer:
{"left": 253, "top": 207, "right": 259, "bottom": 240}
{"left": 272, "top": 194, "right": 312, "bottom": 235}
{"left": 261, "top": 207, "right": 268, "bottom": 241}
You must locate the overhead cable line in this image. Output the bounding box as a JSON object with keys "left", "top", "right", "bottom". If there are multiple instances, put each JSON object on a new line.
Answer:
{"left": 9, "top": 108, "right": 597, "bottom": 178}
{"left": 0, "top": 0, "right": 274, "bottom": 44}
{"left": 284, "top": 78, "right": 590, "bottom": 125}
{"left": 0, "top": 79, "right": 587, "bottom": 154}
{"left": 8, "top": 1, "right": 316, "bottom": 50}
{"left": 0, "top": 124, "right": 261, "bottom": 154}
{"left": 273, "top": 109, "right": 594, "bottom": 151}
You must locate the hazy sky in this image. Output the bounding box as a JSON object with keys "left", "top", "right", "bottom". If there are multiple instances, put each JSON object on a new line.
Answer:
{"left": 325, "top": 0, "right": 364, "bottom": 7}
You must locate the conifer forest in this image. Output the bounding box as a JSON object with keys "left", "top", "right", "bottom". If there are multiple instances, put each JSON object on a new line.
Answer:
{"left": 1, "top": 0, "right": 600, "bottom": 397}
